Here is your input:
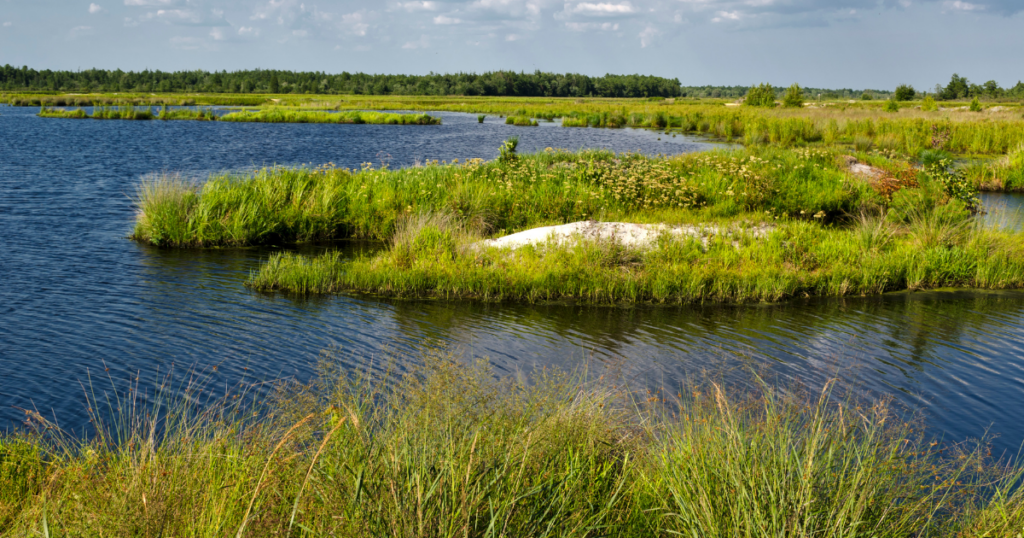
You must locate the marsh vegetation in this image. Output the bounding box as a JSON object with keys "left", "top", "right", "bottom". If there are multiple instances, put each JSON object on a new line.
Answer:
{"left": 2, "top": 352, "right": 1024, "bottom": 537}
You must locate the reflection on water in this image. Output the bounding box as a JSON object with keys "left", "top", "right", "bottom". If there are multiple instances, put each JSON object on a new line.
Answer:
{"left": 1, "top": 106, "right": 1023, "bottom": 455}
{"left": 982, "top": 192, "right": 1024, "bottom": 231}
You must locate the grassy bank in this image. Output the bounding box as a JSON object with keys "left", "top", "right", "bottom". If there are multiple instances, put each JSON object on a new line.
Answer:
{"left": 130, "top": 147, "right": 879, "bottom": 247}
{"left": 2, "top": 354, "right": 1022, "bottom": 537}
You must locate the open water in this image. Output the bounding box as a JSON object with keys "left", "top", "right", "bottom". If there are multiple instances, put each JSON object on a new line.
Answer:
{"left": 1, "top": 106, "right": 1023, "bottom": 454}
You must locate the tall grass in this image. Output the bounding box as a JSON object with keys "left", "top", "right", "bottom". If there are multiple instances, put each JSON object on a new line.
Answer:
{"left": 37, "top": 106, "right": 87, "bottom": 119}
{"left": 248, "top": 210, "right": 1024, "bottom": 303}
{"left": 218, "top": 109, "right": 440, "bottom": 125}
{"left": 37, "top": 104, "right": 216, "bottom": 121}
{"left": 24, "top": 92, "right": 1024, "bottom": 154}
{"left": 505, "top": 116, "right": 539, "bottom": 126}
{"left": 2, "top": 352, "right": 1023, "bottom": 537}
{"left": 131, "top": 147, "right": 880, "bottom": 247}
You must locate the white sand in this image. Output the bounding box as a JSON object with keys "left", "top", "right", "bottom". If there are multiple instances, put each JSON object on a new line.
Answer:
{"left": 476, "top": 221, "right": 773, "bottom": 250}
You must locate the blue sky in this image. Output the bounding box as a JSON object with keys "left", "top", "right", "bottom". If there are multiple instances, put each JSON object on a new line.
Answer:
{"left": 1, "top": 0, "right": 1022, "bottom": 90}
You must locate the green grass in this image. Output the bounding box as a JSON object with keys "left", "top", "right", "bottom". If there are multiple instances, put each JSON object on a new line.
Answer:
{"left": 247, "top": 205, "right": 1024, "bottom": 303}
{"left": 19, "top": 92, "right": 1024, "bottom": 154}
{"left": 130, "top": 147, "right": 880, "bottom": 248}
{"left": 218, "top": 109, "right": 440, "bottom": 125}
{"left": 505, "top": 116, "right": 539, "bottom": 126}
{"left": 36, "top": 106, "right": 88, "bottom": 119}
{"left": 37, "top": 104, "right": 217, "bottom": 121}
{"left": 2, "top": 353, "right": 1023, "bottom": 537}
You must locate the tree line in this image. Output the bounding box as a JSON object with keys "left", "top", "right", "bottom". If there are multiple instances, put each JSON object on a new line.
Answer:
{"left": 0, "top": 66, "right": 685, "bottom": 98}
{"left": 2, "top": 65, "right": 1021, "bottom": 101}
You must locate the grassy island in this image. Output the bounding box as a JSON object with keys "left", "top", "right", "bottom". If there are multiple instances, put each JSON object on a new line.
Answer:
{"left": 36, "top": 105, "right": 440, "bottom": 125}
{"left": 218, "top": 109, "right": 441, "bottom": 124}
{"left": 2, "top": 355, "right": 1023, "bottom": 536}
{"left": 129, "top": 141, "right": 1024, "bottom": 304}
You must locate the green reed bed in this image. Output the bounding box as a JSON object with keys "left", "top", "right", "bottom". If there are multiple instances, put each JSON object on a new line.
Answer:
{"left": 2, "top": 353, "right": 1023, "bottom": 537}
{"left": 217, "top": 109, "right": 441, "bottom": 125}
{"left": 36, "top": 106, "right": 88, "bottom": 119}
{"left": 157, "top": 106, "right": 218, "bottom": 121}
{"left": 248, "top": 207, "right": 1024, "bottom": 303}
{"left": 963, "top": 144, "right": 1024, "bottom": 192}
{"left": 297, "top": 95, "right": 1024, "bottom": 155}
{"left": 241, "top": 144, "right": 1024, "bottom": 303}
{"left": 37, "top": 104, "right": 217, "bottom": 121}
{"left": 505, "top": 115, "right": 539, "bottom": 126}
{"left": 131, "top": 147, "right": 878, "bottom": 248}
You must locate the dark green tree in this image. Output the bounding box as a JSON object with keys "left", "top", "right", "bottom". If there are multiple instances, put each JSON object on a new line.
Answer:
{"left": 782, "top": 84, "right": 804, "bottom": 108}
{"left": 940, "top": 74, "right": 970, "bottom": 100}
{"left": 745, "top": 83, "right": 776, "bottom": 107}
{"left": 269, "top": 74, "right": 280, "bottom": 93}
{"left": 894, "top": 84, "right": 916, "bottom": 101}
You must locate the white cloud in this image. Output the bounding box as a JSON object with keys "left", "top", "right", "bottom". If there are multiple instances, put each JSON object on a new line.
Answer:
{"left": 638, "top": 23, "right": 656, "bottom": 46}
{"left": 433, "top": 14, "right": 463, "bottom": 24}
{"left": 566, "top": 2, "right": 634, "bottom": 15}
{"left": 946, "top": 0, "right": 983, "bottom": 10}
{"left": 505, "top": 32, "right": 521, "bottom": 40}
{"left": 711, "top": 10, "right": 743, "bottom": 22}
{"left": 3, "top": 22, "right": 12, "bottom": 27}
{"left": 564, "top": 21, "right": 619, "bottom": 30}
{"left": 397, "top": 1, "right": 438, "bottom": 11}
{"left": 342, "top": 12, "right": 370, "bottom": 36}
{"left": 89, "top": 3, "right": 103, "bottom": 14}
{"left": 124, "top": 0, "right": 178, "bottom": 5}
{"left": 237, "top": 26, "right": 259, "bottom": 36}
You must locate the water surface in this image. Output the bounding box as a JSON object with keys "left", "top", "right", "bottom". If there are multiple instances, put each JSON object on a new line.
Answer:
{"left": 2, "top": 106, "right": 1023, "bottom": 455}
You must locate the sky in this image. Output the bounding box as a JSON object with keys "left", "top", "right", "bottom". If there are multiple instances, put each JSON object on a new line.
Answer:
{"left": 1, "top": 0, "right": 1022, "bottom": 90}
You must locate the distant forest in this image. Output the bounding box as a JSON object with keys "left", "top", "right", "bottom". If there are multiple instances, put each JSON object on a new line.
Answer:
{"left": 1, "top": 66, "right": 1021, "bottom": 101}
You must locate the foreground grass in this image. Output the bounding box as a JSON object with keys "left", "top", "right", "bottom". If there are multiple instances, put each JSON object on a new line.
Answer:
{"left": 130, "top": 147, "right": 878, "bottom": 247}
{"left": 2, "top": 354, "right": 1022, "bottom": 537}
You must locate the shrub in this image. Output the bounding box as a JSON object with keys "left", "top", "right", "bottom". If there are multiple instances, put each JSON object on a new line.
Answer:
{"left": 922, "top": 95, "right": 938, "bottom": 112}
{"left": 498, "top": 137, "right": 519, "bottom": 163}
{"left": 926, "top": 158, "right": 980, "bottom": 212}
{"left": 883, "top": 99, "right": 900, "bottom": 113}
{"left": 861, "top": 92, "right": 873, "bottom": 100}
{"left": 782, "top": 83, "right": 804, "bottom": 108}
{"left": 919, "top": 149, "right": 952, "bottom": 168}
{"left": 894, "top": 84, "right": 916, "bottom": 101}
{"left": 744, "top": 83, "right": 776, "bottom": 107}
{"left": 970, "top": 97, "right": 983, "bottom": 112}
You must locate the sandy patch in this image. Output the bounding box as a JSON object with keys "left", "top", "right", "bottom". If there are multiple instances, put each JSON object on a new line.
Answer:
{"left": 476, "top": 221, "right": 774, "bottom": 250}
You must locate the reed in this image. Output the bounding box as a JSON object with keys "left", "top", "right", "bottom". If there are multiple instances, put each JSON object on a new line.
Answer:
{"left": 37, "top": 106, "right": 88, "bottom": 119}
{"left": 247, "top": 204, "right": 1024, "bottom": 303}
{"left": 2, "top": 352, "right": 1022, "bottom": 537}
{"left": 218, "top": 109, "right": 440, "bottom": 125}
{"left": 504, "top": 115, "right": 538, "bottom": 126}
{"left": 25, "top": 92, "right": 1024, "bottom": 155}
{"left": 131, "top": 147, "right": 881, "bottom": 248}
